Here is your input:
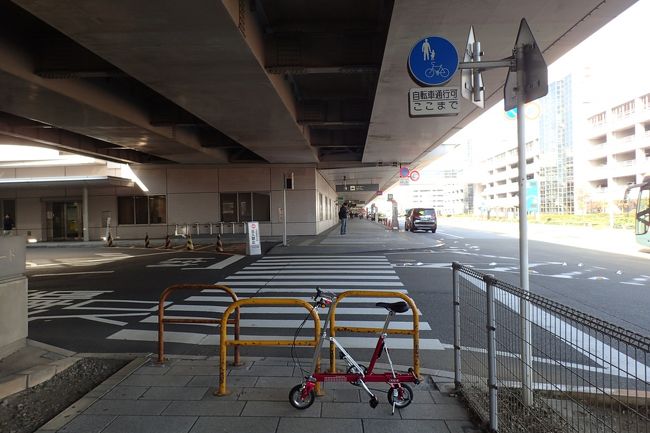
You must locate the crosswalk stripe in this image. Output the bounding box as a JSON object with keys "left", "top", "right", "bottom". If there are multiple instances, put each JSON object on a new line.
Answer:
{"left": 246, "top": 266, "right": 394, "bottom": 270}
{"left": 250, "top": 262, "right": 389, "bottom": 266}
{"left": 107, "top": 329, "right": 448, "bottom": 350}
{"left": 261, "top": 256, "right": 387, "bottom": 259}
{"left": 142, "top": 316, "right": 431, "bottom": 331}
{"left": 103, "top": 252, "right": 431, "bottom": 357}
{"left": 183, "top": 295, "right": 411, "bottom": 304}
{"left": 235, "top": 270, "right": 397, "bottom": 274}
{"left": 167, "top": 304, "right": 417, "bottom": 315}
{"left": 226, "top": 275, "right": 400, "bottom": 280}
{"left": 201, "top": 288, "right": 410, "bottom": 294}
{"left": 215, "top": 281, "right": 404, "bottom": 287}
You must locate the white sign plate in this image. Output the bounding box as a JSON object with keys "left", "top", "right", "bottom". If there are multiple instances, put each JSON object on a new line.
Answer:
{"left": 409, "top": 87, "right": 460, "bottom": 117}
{"left": 246, "top": 221, "right": 262, "bottom": 255}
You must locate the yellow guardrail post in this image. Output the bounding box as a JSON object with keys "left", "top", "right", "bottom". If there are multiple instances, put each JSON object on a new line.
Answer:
{"left": 328, "top": 290, "right": 420, "bottom": 378}
{"left": 158, "top": 284, "right": 240, "bottom": 364}
{"left": 217, "top": 298, "right": 321, "bottom": 396}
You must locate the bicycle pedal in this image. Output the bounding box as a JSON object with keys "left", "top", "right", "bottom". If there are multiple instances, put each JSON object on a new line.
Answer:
{"left": 369, "top": 397, "right": 378, "bottom": 409}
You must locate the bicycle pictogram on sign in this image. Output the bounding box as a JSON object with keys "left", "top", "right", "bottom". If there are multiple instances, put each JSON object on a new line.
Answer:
{"left": 408, "top": 36, "right": 458, "bottom": 86}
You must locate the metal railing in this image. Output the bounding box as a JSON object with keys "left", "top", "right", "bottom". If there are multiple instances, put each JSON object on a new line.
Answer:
{"left": 173, "top": 222, "right": 248, "bottom": 237}
{"left": 328, "top": 290, "right": 420, "bottom": 377}
{"left": 452, "top": 262, "right": 650, "bottom": 433}
{"left": 158, "top": 284, "right": 240, "bottom": 364}
{"left": 217, "top": 298, "right": 321, "bottom": 396}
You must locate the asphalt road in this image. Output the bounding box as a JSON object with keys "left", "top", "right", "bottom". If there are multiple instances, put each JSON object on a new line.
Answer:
{"left": 25, "top": 223, "right": 650, "bottom": 374}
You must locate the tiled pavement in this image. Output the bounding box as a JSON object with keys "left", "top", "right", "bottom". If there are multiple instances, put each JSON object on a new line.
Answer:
{"left": 37, "top": 356, "right": 480, "bottom": 433}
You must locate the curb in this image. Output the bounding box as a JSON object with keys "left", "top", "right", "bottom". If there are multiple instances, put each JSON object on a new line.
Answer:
{"left": 35, "top": 356, "right": 148, "bottom": 433}
{"left": 0, "top": 340, "right": 78, "bottom": 400}
{"left": 0, "top": 342, "right": 143, "bottom": 401}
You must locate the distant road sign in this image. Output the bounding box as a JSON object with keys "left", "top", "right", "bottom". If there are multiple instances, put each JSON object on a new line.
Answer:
{"left": 408, "top": 36, "right": 458, "bottom": 86}
{"left": 409, "top": 170, "right": 420, "bottom": 182}
{"left": 335, "top": 184, "right": 379, "bottom": 192}
{"left": 400, "top": 167, "right": 410, "bottom": 177}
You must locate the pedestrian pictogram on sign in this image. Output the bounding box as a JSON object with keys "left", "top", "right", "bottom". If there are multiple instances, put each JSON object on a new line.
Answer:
{"left": 408, "top": 36, "right": 459, "bottom": 86}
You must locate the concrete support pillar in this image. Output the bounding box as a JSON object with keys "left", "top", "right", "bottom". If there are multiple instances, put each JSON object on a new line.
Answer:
{"left": 83, "top": 186, "right": 89, "bottom": 242}
{"left": 0, "top": 236, "right": 27, "bottom": 359}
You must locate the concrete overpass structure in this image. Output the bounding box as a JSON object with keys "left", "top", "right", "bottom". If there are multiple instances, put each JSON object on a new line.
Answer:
{"left": 0, "top": 0, "right": 638, "bottom": 354}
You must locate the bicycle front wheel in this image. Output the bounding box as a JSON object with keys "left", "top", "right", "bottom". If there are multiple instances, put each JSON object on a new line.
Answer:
{"left": 387, "top": 384, "right": 413, "bottom": 408}
{"left": 289, "top": 384, "right": 315, "bottom": 409}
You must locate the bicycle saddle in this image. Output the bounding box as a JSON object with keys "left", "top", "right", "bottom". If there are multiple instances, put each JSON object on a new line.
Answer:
{"left": 376, "top": 301, "right": 409, "bottom": 313}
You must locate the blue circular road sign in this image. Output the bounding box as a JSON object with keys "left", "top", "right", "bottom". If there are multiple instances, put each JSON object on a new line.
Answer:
{"left": 408, "top": 36, "right": 458, "bottom": 86}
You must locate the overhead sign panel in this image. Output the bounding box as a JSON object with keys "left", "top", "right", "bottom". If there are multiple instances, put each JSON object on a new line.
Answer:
{"left": 408, "top": 36, "right": 458, "bottom": 86}
{"left": 335, "top": 184, "right": 379, "bottom": 192}
{"left": 504, "top": 19, "right": 548, "bottom": 111}
{"left": 409, "top": 87, "right": 460, "bottom": 117}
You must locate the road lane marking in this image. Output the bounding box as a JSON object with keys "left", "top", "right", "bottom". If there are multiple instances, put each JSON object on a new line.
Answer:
{"left": 459, "top": 273, "right": 650, "bottom": 380}
{"left": 206, "top": 254, "right": 244, "bottom": 269}
{"left": 31, "top": 270, "right": 115, "bottom": 277}
{"left": 436, "top": 231, "right": 464, "bottom": 239}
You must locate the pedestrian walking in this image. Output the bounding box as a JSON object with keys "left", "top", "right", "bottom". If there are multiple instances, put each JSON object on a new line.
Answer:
{"left": 338, "top": 202, "right": 349, "bottom": 235}
{"left": 3, "top": 214, "right": 14, "bottom": 235}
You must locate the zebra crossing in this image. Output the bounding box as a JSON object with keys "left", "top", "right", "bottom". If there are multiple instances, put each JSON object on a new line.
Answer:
{"left": 107, "top": 255, "right": 448, "bottom": 354}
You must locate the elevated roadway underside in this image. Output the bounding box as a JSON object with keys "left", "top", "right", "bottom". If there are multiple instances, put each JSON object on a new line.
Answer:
{"left": 0, "top": 0, "right": 637, "bottom": 201}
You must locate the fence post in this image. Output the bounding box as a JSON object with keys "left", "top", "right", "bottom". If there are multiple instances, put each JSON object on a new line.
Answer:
{"left": 484, "top": 274, "right": 498, "bottom": 433}
{"left": 452, "top": 262, "right": 462, "bottom": 390}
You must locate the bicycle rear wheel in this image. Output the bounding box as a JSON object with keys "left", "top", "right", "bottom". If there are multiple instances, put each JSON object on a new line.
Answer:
{"left": 289, "top": 384, "right": 315, "bottom": 409}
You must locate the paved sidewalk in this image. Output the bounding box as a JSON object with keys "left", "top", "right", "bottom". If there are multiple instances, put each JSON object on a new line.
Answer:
{"left": 36, "top": 356, "right": 478, "bottom": 433}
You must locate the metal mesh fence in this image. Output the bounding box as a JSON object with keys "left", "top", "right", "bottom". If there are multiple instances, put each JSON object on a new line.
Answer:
{"left": 452, "top": 262, "right": 650, "bottom": 433}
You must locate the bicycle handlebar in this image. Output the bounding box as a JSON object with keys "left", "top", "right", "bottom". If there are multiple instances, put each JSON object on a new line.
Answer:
{"left": 314, "top": 287, "right": 337, "bottom": 303}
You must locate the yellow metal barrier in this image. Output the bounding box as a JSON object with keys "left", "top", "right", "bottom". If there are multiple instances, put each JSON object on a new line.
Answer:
{"left": 217, "top": 298, "right": 321, "bottom": 396}
{"left": 158, "top": 284, "right": 240, "bottom": 364}
{"left": 328, "top": 290, "right": 420, "bottom": 377}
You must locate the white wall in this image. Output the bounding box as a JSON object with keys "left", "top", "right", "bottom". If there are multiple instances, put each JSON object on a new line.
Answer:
{"left": 2, "top": 164, "right": 324, "bottom": 240}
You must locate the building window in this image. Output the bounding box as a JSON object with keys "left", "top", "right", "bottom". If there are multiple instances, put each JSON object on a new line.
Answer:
{"left": 612, "top": 100, "right": 635, "bottom": 119}
{"left": 642, "top": 93, "right": 650, "bottom": 111}
{"left": 588, "top": 111, "right": 606, "bottom": 127}
{"left": 220, "top": 192, "right": 270, "bottom": 222}
{"left": 118, "top": 195, "right": 166, "bottom": 225}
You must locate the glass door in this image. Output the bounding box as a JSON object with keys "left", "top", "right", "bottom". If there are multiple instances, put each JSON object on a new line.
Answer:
{"left": 48, "top": 201, "right": 82, "bottom": 240}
